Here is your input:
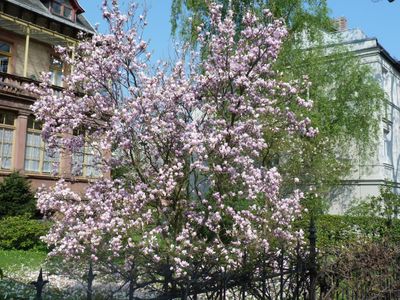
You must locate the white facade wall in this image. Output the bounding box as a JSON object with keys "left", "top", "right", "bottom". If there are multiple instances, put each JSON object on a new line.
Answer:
{"left": 329, "top": 30, "right": 400, "bottom": 213}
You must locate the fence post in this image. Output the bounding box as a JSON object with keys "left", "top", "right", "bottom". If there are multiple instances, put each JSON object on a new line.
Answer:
{"left": 31, "top": 268, "right": 49, "bottom": 300}
{"left": 262, "top": 249, "right": 267, "bottom": 300}
{"left": 242, "top": 252, "right": 247, "bottom": 300}
{"left": 309, "top": 216, "right": 317, "bottom": 300}
{"left": 86, "top": 261, "right": 96, "bottom": 300}
{"left": 294, "top": 242, "right": 301, "bottom": 300}
{"left": 279, "top": 247, "right": 284, "bottom": 300}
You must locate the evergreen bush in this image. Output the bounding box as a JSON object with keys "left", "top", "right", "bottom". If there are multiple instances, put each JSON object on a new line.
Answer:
{"left": 0, "top": 172, "right": 37, "bottom": 219}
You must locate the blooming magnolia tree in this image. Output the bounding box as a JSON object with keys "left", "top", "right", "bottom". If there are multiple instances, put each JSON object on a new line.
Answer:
{"left": 31, "top": 0, "right": 317, "bottom": 298}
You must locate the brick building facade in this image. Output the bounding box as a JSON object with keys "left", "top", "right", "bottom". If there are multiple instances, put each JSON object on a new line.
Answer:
{"left": 0, "top": 0, "right": 95, "bottom": 191}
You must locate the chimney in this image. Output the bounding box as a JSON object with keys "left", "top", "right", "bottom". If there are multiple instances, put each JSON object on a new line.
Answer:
{"left": 333, "top": 17, "right": 348, "bottom": 32}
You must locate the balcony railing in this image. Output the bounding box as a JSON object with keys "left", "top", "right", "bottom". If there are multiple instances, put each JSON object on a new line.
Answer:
{"left": 0, "top": 72, "right": 63, "bottom": 99}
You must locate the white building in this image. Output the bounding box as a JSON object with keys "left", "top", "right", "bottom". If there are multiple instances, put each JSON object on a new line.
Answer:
{"left": 329, "top": 27, "right": 400, "bottom": 213}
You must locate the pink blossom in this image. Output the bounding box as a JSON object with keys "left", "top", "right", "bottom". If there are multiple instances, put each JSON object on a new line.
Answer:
{"left": 31, "top": 1, "right": 317, "bottom": 284}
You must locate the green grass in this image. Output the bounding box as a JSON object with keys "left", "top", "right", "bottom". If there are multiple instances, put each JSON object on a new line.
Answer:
{"left": 0, "top": 251, "right": 116, "bottom": 299}
{"left": 0, "top": 250, "right": 47, "bottom": 299}
{"left": 0, "top": 250, "right": 47, "bottom": 272}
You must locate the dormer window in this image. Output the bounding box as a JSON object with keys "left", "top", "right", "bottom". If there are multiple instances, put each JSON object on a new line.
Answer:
{"left": 47, "top": 0, "right": 76, "bottom": 22}
{"left": 42, "top": 0, "right": 85, "bottom": 23}
{"left": 63, "top": 6, "right": 72, "bottom": 19}
{"left": 52, "top": 1, "right": 75, "bottom": 21}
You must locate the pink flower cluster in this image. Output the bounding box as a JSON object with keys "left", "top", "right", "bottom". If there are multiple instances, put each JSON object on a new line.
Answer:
{"left": 32, "top": 1, "right": 317, "bottom": 280}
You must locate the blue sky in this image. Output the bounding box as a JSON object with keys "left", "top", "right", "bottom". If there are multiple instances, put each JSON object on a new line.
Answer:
{"left": 328, "top": 0, "right": 400, "bottom": 59}
{"left": 79, "top": 0, "right": 400, "bottom": 61}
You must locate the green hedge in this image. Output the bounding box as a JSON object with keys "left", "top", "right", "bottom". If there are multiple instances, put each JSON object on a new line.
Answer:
{"left": 297, "top": 214, "right": 400, "bottom": 249}
{"left": 0, "top": 215, "right": 50, "bottom": 251}
{"left": 1, "top": 211, "right": 398, "bottom": 252}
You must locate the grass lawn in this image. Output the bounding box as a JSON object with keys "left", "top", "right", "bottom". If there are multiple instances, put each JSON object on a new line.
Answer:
{"left": 0, "top": 250, "right": 47, "bottom": 273}
{"left": 0, "top": 251, "right": 116, "bottom": 299}
{"left": 0, "top": 250, "right": 49, "bottom": 299}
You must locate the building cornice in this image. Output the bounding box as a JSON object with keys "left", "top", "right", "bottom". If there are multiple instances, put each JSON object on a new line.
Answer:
{"left": 0, "top": 10, "right": 79, "bottom": 45}
{"left": 4, "top": 0, "right": 95, "bottom": 34}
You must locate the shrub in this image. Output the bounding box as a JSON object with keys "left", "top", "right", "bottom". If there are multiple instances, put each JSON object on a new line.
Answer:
{"left": 0, "top": 215, "right": 50, "bottom": 251}
{"left": 319, "top": 238, "right": 400, "bottom": 299}
{"left": 297, "top": 214, "right": 400, "bottom": 249}
{"left": 0, "top": 172, "right": 37, "bottom": 219}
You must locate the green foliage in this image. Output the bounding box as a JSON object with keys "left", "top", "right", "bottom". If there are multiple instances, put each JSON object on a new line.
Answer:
{"left": 170, "top": 0, "right": 385, "bottom": 201}
{"left": 0, "top": 172, "right": 37, "bottom": 219}
{"left": 273, "top": 46, "right": 383, "bottom": 196}
{"left": 0, "top": 215, "right": 50, "bottom": 251}
{"left": 298, "top": 186, "right": 400, "bottom": 248}
{"left": 0, "top": 249, "right": 46, "bottom": 272}
{"left": 171, "top": 0, "right": 332, "bottom": 45}
{"left": 297, "top": 214, "right": 400, "bottom": 250}
{"left": 347, "top": 184, "right": 400, "bottom": 223}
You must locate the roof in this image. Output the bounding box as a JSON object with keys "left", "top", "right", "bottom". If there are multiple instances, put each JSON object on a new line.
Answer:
{"left": 339, "top": 36, "right": 400, "bottom": 74}
{"left": 5, "top": 0, "right": 95, "bottom": 33}
{"left": 376, "top": 41, "right": 400, "bottom": 74}
{"left": 319, "top": 28, "right": 400, "bottom": 74}
{"left": 69, "top": 0, "right": 84, "bottom": 14}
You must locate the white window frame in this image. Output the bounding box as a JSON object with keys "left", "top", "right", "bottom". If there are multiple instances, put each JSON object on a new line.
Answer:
{"left": 0, "top": 40, "right": 12, "bottom": 73}
{"left": 24, "top": 116, "right": 60, "bottom": 174}
{"left": 0, "top": 110, "right": 15, "bottom": 170}
{"left": 71, "top": 130, "right": 101, "bottom": 178}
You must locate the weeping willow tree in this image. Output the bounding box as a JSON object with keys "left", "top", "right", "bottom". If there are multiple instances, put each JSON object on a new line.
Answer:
{"left": 171, "top": 0, "right": 385, "bottom": 207}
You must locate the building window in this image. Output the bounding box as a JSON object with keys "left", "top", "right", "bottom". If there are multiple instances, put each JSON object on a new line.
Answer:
{"left": 50, "top": 56, "right": 63, "bottom": 87}
{"left": 71, "top": 129, "right": 101, "bottom": 178}
{"left": 383, "top": 128, "right": 392, "bottom": 164}
{"left": 0, "top": 111, "right": 15, "bottom": 170}
{"left": 0, "top": 41, "right": 11, "bottom": 73}
{"left": 50, "top": 0, "right": 75, "bottom": 21}
{"left": 24, "top": 116, "right": 60, "bottom": 173}
{"left": 63, "top": 6, "right": 72, "bottom": 19}
{"left": 72, "top": 146, "right": 101, "bottom": 177}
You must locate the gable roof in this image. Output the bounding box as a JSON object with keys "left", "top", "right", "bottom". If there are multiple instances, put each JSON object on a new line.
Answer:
{"left": 4, "top": 0, "right": 95, "bottom": 33}
{"left": 69, "top": 0, "right": 84, "bottom": 14}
